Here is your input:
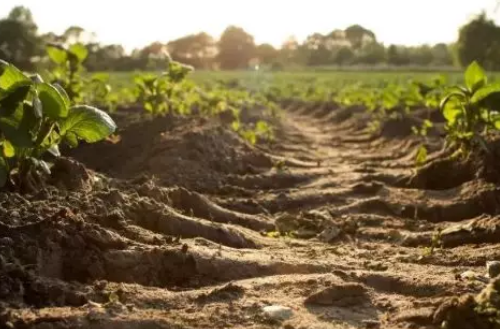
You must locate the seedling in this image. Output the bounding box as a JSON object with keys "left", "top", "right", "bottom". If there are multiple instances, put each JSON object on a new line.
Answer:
{"left": 46, "top": 43, "right": 88, "bottom": 103}
{"left": 440, "top": 61, "right": 500, "bottom": 155}
{"left": 0, "top": 60, "right": 116, "bottom": 191}
{"left": 85, "top": 73, "right": 116, "bottom": 112}
{"left": 412, "top": 119, "right": 433, "bottom": 167}
{"left": 134, "top": 59, "right": 193, "bottom": 115}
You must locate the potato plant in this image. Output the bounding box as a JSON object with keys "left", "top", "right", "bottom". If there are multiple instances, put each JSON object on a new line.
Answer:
{"left": 84, "top": 73, "right": 117, "bottom": 112}
{"left": 0, "top": 60, "right": 116, "bottom": 190}
{"left": 440, "top": 61, "right": 500, "bottom": 155}
{"left": 46, "top": 43, "right": 89, "bottom": 103}
{"left": 134, "top": 59, "right": 193, "bottom": 115}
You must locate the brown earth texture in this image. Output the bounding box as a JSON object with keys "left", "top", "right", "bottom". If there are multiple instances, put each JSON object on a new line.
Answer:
{"left": 2, "top": 102, "right": 500, "bottom": 329}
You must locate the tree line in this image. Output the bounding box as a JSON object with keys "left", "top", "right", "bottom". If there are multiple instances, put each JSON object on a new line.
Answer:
{"left": 1, "top": 6, "right": 499, "bottom": 71}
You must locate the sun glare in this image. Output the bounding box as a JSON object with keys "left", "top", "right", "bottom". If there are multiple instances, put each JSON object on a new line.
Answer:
{"left": 0, "top": 0, "right": 497, "bottom": 51}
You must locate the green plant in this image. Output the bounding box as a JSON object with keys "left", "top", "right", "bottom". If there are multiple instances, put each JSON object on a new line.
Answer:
{"left": 412, "top": 119, "right": 433, "bottom": 167}
{"left": 134, "top": 60, "right": 193, "bottom": 115}
{"left": 46, "top": 43, "right": 88, "bottom": 103}
{"left": 85, "top": 73, "right": 116, "bottom": 112}
{"left": 0, "top": 60, "right": 116, "bottom": 190}
{"left": 440, "top": 61, "right": 500, "bottom": 155}
{"left": 235, "top": 120, "right": 274, "bottom": 145}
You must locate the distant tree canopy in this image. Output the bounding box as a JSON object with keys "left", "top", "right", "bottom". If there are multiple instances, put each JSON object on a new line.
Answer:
{"left": 0, "top": 6, "right": 41, "bottom": 69}
{"left": 0, "top": 6, "right": 497, "bottom": 71}
{"left": 456, "top": 13, "right": 500, "bottom": 70}
{"left": 167, "top": 32, "right": 216, "bottom": 69}
{"left": 216, "top": 26, "right": 256, "bottom": 69}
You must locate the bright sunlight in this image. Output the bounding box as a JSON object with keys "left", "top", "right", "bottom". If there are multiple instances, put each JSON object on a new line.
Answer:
{"left": 0, "top": 0, "right": 498, "bottom": 50}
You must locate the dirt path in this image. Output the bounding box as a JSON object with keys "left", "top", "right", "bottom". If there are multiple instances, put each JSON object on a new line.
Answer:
{"left": 2, "top": 104, "right": 499, "bottom": 329}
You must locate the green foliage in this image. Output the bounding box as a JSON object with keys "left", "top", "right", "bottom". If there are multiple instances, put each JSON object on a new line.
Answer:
{"left": 457, "top": 13, "right": 500, "bottom": 70}
{"left": 440, "top": 61, "right": 500, "bottom": 154}
{"left": 134, "top": 59, "right": 194, "bottom": 115}
{"left": 0, "top": 60, "right": 116, "bottom": 190}
{"left": 46, "top": 42, "right": 88, "bottom": 103}
{"left": 84, "top": 73, "right": 115, "bottom": 111}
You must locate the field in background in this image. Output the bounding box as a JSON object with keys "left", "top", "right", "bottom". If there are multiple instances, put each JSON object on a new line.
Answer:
{"left": 104, "top": 69, "right": 500, "bottom": 91}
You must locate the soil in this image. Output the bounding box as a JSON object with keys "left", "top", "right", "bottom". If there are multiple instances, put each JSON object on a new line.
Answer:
{"left": 2, "top": 102, "right": 500, "bottom": 329}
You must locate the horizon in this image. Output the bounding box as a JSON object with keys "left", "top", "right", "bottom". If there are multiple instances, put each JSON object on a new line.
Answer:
{"left": 0, "top": 0, "right": 498, "bottom": 51}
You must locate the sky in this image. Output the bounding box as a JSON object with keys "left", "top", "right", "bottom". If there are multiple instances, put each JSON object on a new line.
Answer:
{"left": 0, "top": 0, "right": 498, "bottom": 51}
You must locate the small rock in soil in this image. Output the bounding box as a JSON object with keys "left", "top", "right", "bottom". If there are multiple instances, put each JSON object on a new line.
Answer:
{"left": 304, "top": 283, "right": 368, "bottom": 306}
{"left": 459, "top": 270, "right": 489, "bottom": 283}
{"left": 317, "top": 225, "right": 341, "bottom": 243}
{"left": 486, "top": 261, "right": 500, "bottom": 279}
{"left": 262, "top": 305, "right": 293, "bottom": 321}
{"left": 295, "top": 228, "right": 317, "bottom": 239}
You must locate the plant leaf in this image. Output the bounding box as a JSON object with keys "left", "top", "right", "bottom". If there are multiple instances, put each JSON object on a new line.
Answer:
{"left": 0, "top": 62, "right": 29, "bottom": 91}
{"left": 69, "top": 43, "right": 88, "bottom": 63}
{"left": 38, "top": 83, "right": 69, "bottom": 119}
{"left": 442, "top": 103, "right": 462, "bottom": 125}
{"left": 0, "top": 116, "right": 33, "bottom": 147}
{"left": 0, "top": 82, "right": 31, "bottom": 116}
{"left": 415, "top": 145, "right": 428, "bottom": 167}
{"left": 2, "top": 140, "right": 15, "bottom": 158}
{"left": 60, "top": 105, "right": 117, "bottom": 143}
{"left": 52, "top": 83, "right": 71, "bottom": 108}
{"left": 465, "top": 61, "right": 487, "bottom": 93}
{"left": 471, "top": 83, "right": 500, "bottom": 104}
{"left": 439, "top": 91, "right": 465, "bottom": 112}
{"left": 46, "top": 44, "right": 68, "bottom": 65}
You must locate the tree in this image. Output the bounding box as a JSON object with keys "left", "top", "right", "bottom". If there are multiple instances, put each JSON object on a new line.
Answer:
{"left": 409, "top": 45, "right": 434, "bottom": 66}
{"left": 255, "top": 43, "right": 278, "bottom": 66}
{"left": 431, "top": 43, "right": 453, "bottom": 66}
{"left": 216, "top": 26, "right": 255, "bottom": 70}
{"left": 356, "top": 42, "right": 386, "bottom": 65}
{"left": 0, "top": 6, "right": 41, "bottom": 69}
{"left": 456, "top": 13, "right": 500, "bottom": 70}
{"left": 333, "top": 47, "right": 354, "bottom": 65}
{"left": 344, "top": 25, "right": 376, "bottom": 50}
{"left": 303, "top": 33, "right": 332, "bottom": 65}
{"left": 86, "top": 44, "right": 126, "bottom": 71}
{"left": 167, "top": 32, "right": 215, "bottom": 69}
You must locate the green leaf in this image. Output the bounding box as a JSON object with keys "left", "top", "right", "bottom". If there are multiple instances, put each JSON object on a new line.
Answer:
{"left": 443, "top": 104, "right": 462, "bottom": 125}
{"left": 144, "top": 102, "right": 153, "bottom": 112}
{"left": 488, "top": 111, "right": 500, "bottom": 130}
{"left": 256, "top": 121, "right": 270, "bottom": 133}
{"left": 60, "top": 105, "right": 117, "bottom": 143}
{"left": 52, "top": 83, "right": 70, "bottom": 108}
{"left": 69, "top": 43, "right": 88, "bottom": 63}
{"left": 415, "top": 145, "right": 428, "bottom": 167}
{"left": 0, "top": 82, "right": 32, "bottom": 116}
{"left": 465, "top": 61, "right": 487, "bottom": 92}
{"left": 439, "top": 91, "right": 465, "bottom": 112}
{"left": 0, "top": 63, "right": 30, "bottom": 91}
{"left": 2, "top": 140, "right": 15, "bottom": 158}
{"left": 38, "top": 83, "right": 69, "bottom": 119}
{"left": 0, "top": 156, "right": 8, "bottom": 187}
{"left": 471, "top": 82, "right": 500, "bottom": 106}
{"left": 46, "top": 44, "right": 68, "bottom": 65}
{"left": 64, "top": 131, "right": 78, "bottom": 147}
{"left": 0, "top": 116, "right": 33, "bottom": 147}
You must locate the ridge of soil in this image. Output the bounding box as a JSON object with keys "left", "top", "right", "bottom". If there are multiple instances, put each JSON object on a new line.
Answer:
{"left": 2, "top": 103, "right": 500, "bottom": 329}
